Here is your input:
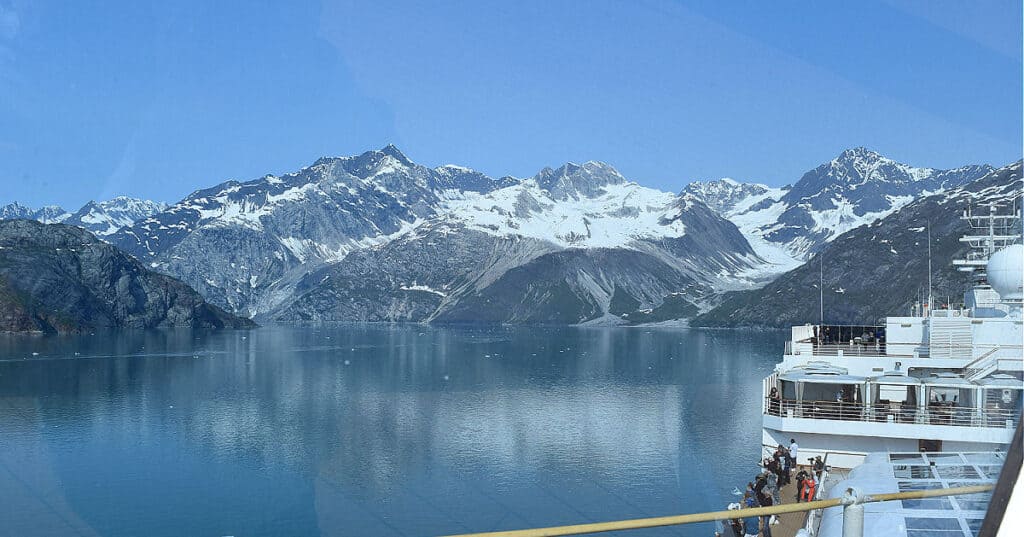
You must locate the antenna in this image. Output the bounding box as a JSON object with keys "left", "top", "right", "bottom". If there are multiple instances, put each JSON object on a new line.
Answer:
{"left": 819, "top": 255, "right": 824, "bottom": 326}
{"left": 927, "top": 221, "right": 933, "bottom": 316}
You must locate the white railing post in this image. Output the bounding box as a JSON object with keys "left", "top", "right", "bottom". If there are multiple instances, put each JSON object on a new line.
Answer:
{"left": 841, "top": 487, "right": 865, "bottom": 537}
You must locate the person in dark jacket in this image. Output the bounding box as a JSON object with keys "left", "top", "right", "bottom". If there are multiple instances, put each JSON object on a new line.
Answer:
{"left": 813, "top": 455, "right": 825, "bottom": 476}
{"left": 758, "top": 491, "right": 775, "bottom": 537}
{"left": 794, "top": 469, "right": 810, "bottom": 502}
{"left": 716, "top": 503, "right": 743, "bottom": 537}
{"left": 741, "top": 496, "right": 760, "bottom": 537}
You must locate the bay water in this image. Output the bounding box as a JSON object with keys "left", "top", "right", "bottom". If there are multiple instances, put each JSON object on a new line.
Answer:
{"left": 0, "top": 325, "right": 785, "bottom": 536}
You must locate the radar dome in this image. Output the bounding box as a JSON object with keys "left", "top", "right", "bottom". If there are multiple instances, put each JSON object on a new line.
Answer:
{"left": 987, "top": 244, "right": 1024, "bottom": 301}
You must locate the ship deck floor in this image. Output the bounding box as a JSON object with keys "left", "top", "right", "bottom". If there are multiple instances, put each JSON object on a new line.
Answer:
{"left": 767, "top": 466, "right": 850, "bottom": 537}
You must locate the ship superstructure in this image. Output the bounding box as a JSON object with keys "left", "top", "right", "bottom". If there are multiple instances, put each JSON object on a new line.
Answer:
{"left": 761, "top": 205, "right": 1024, "bottom": 469}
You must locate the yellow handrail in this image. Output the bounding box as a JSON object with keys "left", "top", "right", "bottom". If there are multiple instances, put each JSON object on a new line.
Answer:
{"left": 441, "top": 484, "right": 994, "bottom": 537}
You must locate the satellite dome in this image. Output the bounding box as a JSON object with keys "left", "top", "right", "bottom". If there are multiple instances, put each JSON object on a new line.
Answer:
{"left": 987, "top": 244, "right": 1024, "bottom": 301}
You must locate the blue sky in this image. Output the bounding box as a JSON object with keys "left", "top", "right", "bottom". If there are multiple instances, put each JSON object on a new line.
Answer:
{"left": 1, "top": 0, "right": 1021, "bottom": 209}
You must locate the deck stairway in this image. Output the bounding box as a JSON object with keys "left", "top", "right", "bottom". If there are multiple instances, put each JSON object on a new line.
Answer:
{"left": 964, "top": 347, "right": 1003, "bottom": 381}
{"left": 963, "top": 344, "right": 1024, "bottom": 381}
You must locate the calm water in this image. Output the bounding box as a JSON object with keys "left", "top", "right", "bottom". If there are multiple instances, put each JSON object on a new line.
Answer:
{"left": 0, "top": 325, "right": 785, "bottom": 537}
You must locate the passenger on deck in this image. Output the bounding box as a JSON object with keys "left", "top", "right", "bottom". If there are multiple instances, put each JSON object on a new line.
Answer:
{"left": 775, "top": 445, "right": 790, "bottom": 485}
{"left": 788, "top": 439, "right": 799, "bottom": 473}
{"left": 798, "top": 468, "right": 816, "bottom": 502}
{"left": 716, "top": 503, "right": 743, "bottom": 537}
{"left": 742, "top": 496, "right": 759, "bottom": 537}
{"left": 794, "top": 468, "right": 810, "bottom": 502}
{"left": 745, "top": 487, "right": 761, "bottom": 508}
{"left": 769, "top": 387, "right": 781, "bottom": 415}
{"left": 758, "top": 491, "right": 774, "bottom": 537}
{"left": 764, "top": 470, "right": 780, "bottom": 506}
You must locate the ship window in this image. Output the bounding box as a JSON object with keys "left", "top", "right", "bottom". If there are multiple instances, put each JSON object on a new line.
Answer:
{"left": 893, "top": 464, "right": 934, "bottom": 479}
{"left": 781, "top": 381, "right": 798, "bottom": 399}
{"left": 951, "top": 493, "right": 992, "bottom": 512}
{"left": 905, "top": 517, "right": 967, "bottom": 536}
{"left": 890, "top": 453, "right": 925, "bottom": 462}
{"left": 963, "top": 453, "right": 1003, "bottom": 465}
{"left": 924, "top": 453, "right": 966, "bottom": 465}
{"left": 948, "top": 482, "right": 993, "bottom": 511}
{"left": 902, "top": 497, "right": 952, "bottom": 510}
{"left": 976, "top": 465, "right": 1002, "bottom": 479}
{"left": 935, "top": 466, "right": 980, "bottom": 480}
{"left": 898, "top": 481, "right": 942, "bottom": 490}
{"left": 801, "top": 382, "right": 860, "bottom": 402}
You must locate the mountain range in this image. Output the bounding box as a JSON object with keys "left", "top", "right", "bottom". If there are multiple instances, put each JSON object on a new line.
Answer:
{"left": 684, "top": 147, "right": 993, "bottom": 268}
{"left": 1, "top": 197, "right": 168, "bottom": 237}
{"left": 107, "top": 146, "right": 757, "bottom": 323}
{"left": 692, "top": 161, "right": 1023, "bottom": 327}
{"left": 1, "top": 146, "right": 1017, "bottom": 328}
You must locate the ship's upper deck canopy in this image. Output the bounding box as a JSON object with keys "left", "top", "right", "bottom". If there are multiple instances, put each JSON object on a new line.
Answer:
{"left": 869, "top": 372, "right": 920, "bottom": 385}
{"left": 779, "top": 371, "right": 865, "bottom": 384}
{"left": 922, "top": 373, "right": 975, "bottom": 388}
{"left": 976, "top": 373, "right": 1022, "bottom": 387}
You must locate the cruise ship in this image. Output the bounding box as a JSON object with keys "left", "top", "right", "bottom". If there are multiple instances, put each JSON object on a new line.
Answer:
{"left": 761, "top": 205, "right": 1024, "bottom": 470}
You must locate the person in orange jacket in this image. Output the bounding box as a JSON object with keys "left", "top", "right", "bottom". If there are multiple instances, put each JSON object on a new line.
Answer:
{"left": 799, "top": 475, "right": 816, "bottom": 502}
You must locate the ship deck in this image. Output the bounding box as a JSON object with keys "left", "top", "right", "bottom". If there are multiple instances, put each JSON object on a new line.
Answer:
{"left": 768, "top": 466, "right": 850, "bottom": 537}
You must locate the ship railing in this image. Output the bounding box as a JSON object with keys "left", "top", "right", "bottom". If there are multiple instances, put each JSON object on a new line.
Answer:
{"left": 765, "top": 397, "right": 1021, "bottom": 428}
{"left": 801, "top": 452, "right": 831, "bottom": 534}
{"left": 784, "top": 341, "right": 900, "bottom": 357}
{"left": 802, "top": 343, "right": 889, "bottom": 357}
{"left": 442, "top": 485, "right": 995, "bottom": 537}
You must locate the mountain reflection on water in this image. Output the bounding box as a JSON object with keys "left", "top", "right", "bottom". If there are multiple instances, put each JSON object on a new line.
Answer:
{"left": 0, "top": 325, "right": 784, "bottom": 536}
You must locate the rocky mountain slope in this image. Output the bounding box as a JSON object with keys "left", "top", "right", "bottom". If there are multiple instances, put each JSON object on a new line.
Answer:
{"left": 1, "top": 197, "right": 167, "bottom": 236}
{"left": 110, "top": 146, "right": 761, "bottom": 323}
{"left": 685, "top": 148, "right": 993, "bottom": 268}
{"left": 0, "top": 220, "right": 254, "bottom": 333}
{"left": 691, "top": 161, "right": 1022, "bottom": 328}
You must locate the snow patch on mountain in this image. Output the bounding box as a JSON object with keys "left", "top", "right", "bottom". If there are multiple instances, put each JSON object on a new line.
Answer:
{"left": 684, "top": 178, "right": 787, "bottom": 216}
{"left": 65, "top": 197, "right": 169, "bottom": 236}
{"left": 685, "top": 178, "right": 797, "bottom": 272}
{"left": 443, "top": 179, "right": 684, "bottom": 248}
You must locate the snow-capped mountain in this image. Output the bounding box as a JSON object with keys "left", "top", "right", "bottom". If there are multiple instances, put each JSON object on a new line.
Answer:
{"left": 275, "top": 186, "right": 757, "bottom": 324}
{"left": 446, "top": 162, "right": 684, "bottom": 248}
{"left": 1, "top": 197, "right": 167, "bottom": 237}
{"left": 111, "top": 146, "right": 761, "bottom": 321}
{"left": 683, "top": 178, "right": 787, "bottom": 216}
{"left": 8, "top": 146, "right": 1003, "bottom": 326}
{"left": 694, "top": 160, "right": 1022, "bottom": 328}
{"left": 685, "top": 148, "right": 993, "bottom": 266}
{"left": 0, "top": 202, "right": 70, "bottom": 223}
{"left": 64, "top": 197, "right": 169, "bottom": 236}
